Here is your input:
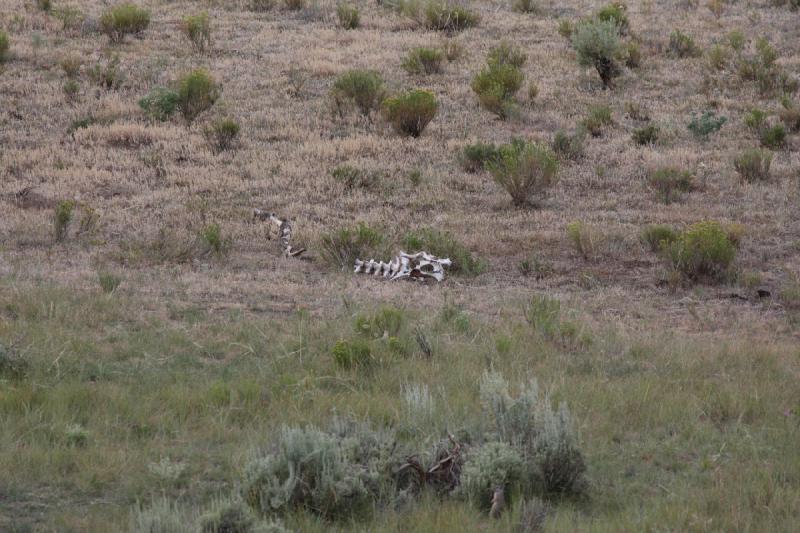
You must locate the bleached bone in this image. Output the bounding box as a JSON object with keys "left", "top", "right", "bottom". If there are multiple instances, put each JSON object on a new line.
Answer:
{"left": 354, "top": 251, "right": 452, "bottom": 282}
{"left": 253, "top": 208, "right": 306, "bottom": 258}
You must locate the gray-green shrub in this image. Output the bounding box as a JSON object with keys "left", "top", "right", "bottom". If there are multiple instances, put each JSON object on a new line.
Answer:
{"left": 647, "top": 167, "right": 694, "bottom": 204}
{"left": 331, "top": 70, "right": 385, "bottom": 116}
{"left": 319, "top": 222, "right": 385, "bottom": 268}
{"left": 460, "top": 142, "right": 500, "bottom": 172}
{"left": 402, "top": 47, "right": 444, "bottom": 74}
{"left": 204, "top": 117, "right": 240, "bottom": 152}
{"left": 460, "top": 441, "right": 524, "bottom": 508}
{"left": 423, "top": 1, "right": 479, "bottom": 32}
{"left": 177, "top": 69, "right": 220, "bottom": 122}
{"left": 382, "top": 89, "right": 438, "bottom": 137}
{"left": 100, "top": 3, "right": 150, "bottom": 43}
{"left": 402, "top": 228, "right": 485, "bottom": 276}
{"left": 139, "top": 87, "right": 180, "bottom": 121}
{"left": 666, "top": 221, "right": 736, "bottom": 283}
{"left": 182, "top": 12, "right": 212, "bottom": 53}
{"left": 337, "top": 4, "right": 360, "bottom": 29}
{"left": 641, "top": 225, "right": 678, "bottom": 252}
{"left": 471, "top": 59, "right": 524, "bottom": 119}
{"left": 733, "top": 148, "right": 772, "bottom": 182}
{"left": 571, "top": 19, "right": 621, "bottom": 88}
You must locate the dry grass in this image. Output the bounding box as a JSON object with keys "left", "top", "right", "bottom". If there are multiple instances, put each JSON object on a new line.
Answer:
{"left": 1, "top": 0, "right": 800, "bottom": 529}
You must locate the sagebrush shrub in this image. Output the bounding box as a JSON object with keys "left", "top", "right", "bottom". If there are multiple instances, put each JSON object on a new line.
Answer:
{"left": 571, "top": 19, "right": 621, "bottom": 88}
{"left": 319, "top": 222, "right": 385, "bottom": 268}
{"left": 552, "top": 129, "right": 585, "bottom": 161}
{"left": 666, "top": 221, "right": 736, "bottom": 282}
{"left": 471, "top": 61, "right": 524, "bottom": 119}
{"left": 647, "top": 167, "right": 694, "bottom": 204}
{"left": 242, "top": 423, "right": 397, "bottom": 519}
{"left": 182, "top": 12, "right": 212, "bottom": 53}
{"left": 596, "top": 1, "right": 629, "bottom": 34}
{"left": 733, "top": 148, "right": 772, "bottom": 182}
{"left": 139, "top": 87, "right": 180, "bottom": 121}
{"left": 460, "top": 142, "right": 500, "bottom": 172}
{"left": 199, "top": 498, "right": 257, "bottom": 533}
{"left": 0, "top": 31, "right": 8, "bottom": 63}
{"left": 487, "top": 139, "right": 558, "bottom": 206}
{"left": 687, "top": 111, "right": 726, "bottom": 140}
{"left": 641, "top": 225, "right": 678, "bottom": 252}
{"left": 130, "top": 498, "right": 192, "bottom": 533}
{"left": 632, "top": 123, "right": 659, "bottom": 145}
{"left": 382, "top": 89, "right": 438, "bottom": 137}
{"left": 460, "top": 441, "right": 524, "bottom": 509}
{"left": 583, "top": 105, "right": 612, "bottom": 136}
{"left": 668, "top": 29, "right": 701, "bottom": 58}
{"left": 337, "top": 4, "right": 360, "bottom": 29}
{"left": 204, "top": 117, "right": 240, "bottom": 152}
{"left": 177, "top": 69, "right": 220, "bottom": 122}
{"left": 402, "top": 47, "right": 444, "bottom": 74}
{"left": 331, "top": 70, "right": 385, "bottom": 116}
{"left": 100, "top": 3, "right": 150, "bottom": 43}
{"left": 402, "top": 227, "right": 485, "bottom": 276}
{"left": 423, "top": 1, "right": 479, "bottom": 32}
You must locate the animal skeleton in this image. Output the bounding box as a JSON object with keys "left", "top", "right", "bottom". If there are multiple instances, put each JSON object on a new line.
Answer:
{"left": 354, "top": 251, "right": 452, "bottom": 282}
{"left": 252, "top": 209, "right": 305, "bottom": 257}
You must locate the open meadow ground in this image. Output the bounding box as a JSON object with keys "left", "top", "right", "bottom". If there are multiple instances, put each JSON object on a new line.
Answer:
{"left": 1, "top": 0, "right": 799, "bottom": 530}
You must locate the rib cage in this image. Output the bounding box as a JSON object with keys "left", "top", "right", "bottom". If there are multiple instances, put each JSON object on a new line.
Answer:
{"left": 354, "top": 251, "right": 452, "bottom": 282}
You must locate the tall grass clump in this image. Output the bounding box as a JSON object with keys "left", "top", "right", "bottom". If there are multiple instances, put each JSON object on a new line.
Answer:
{"left": 571, "top": 19, "right": 621, "bottom": 88}
{"left": 337, "top": 4, "right": 360, "bottom": 29}
{"left": 182, "top": 12, "right": 212, "bottom": 53}
{"left": 319, "top": 222, "right": 385, "bottom": 269}
{"left": 54, "top": 200, "right": 75, "bottom": 242}
{"left": 423, "top": 1, "right": 479, "bottom": 32}
{"left": 177, "top": 69, "right": 220, "bottom": 122}
{"left": 331, "top": 70, "right": 385, "bottom": 116}
{"left": 486, "top": 139, "right": 558, "bottom": 206}
{"left": 382, "top": 89, "right": 438, "bottom": 137}
{"left": 204, "top": 117, "right": 240, "bottom": 152}
{"left": 641, "top": 225, "right": 678, "bottom": 252}
{"left": 100, "top": 3, "right": 150, "bottom": 43}
{"left": 666, "top": 221, "right": 737, "bottom": 283}
{"left": 0, "top": 31, "right": 9, "bottom": 63}
{"left": 402, "top": 47, "right": 444, "bottom": 74}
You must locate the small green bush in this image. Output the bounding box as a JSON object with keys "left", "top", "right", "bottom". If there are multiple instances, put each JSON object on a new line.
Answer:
{"left": 733, "top": 148, "right": 772, "bottom": 182}
{"left": 632, "top": 123, "right": 659, "bottom": 145}
{"left": 319, "top": 222, "right": 385, "bottom": 268}
{"left": 743, "top": 108, "right": 768, "bottom": 132}
{"left": 199, "top": 498, "right": 257, "bottom": 533}
{"left": 460, "top": 141, "right": 500, "bottom": 172}
{"left": 557, "top": 19, "right": 573, "bottom": 41}
{"left": 60, "top": 56, "right": 82, "bottom": 78}
{"left": 488, "top": 41, "right": 527, "bottom": 69}
{"left": 0, "top": 31, "right": 8, "bottom": 63}
{"left": 423, "top": 2, "right": 479, "bottom": 32}
{"left": 204, "top": 118, "right": 240, "bottom": 152}
{"left": 571, "top": 19, "right": 621, "bottom": 88}
{"left": 177, "top": 69, "right": 221, "bottom": 122}
{"left": 402, "top": 47, "right": 444, "bottom": 74}
{"left": 88, "top": 54, "right": 123, "bottom": 89}
{"left": 687, "top": 111, "right": 727, "bottom": 140}
{"left": 382, "top": 89, "right": 438, "bottom": 137}
{"left": 759, "top": 124, "right": 786, "bottom": 149}
{"left": 566, "top": 220, "right": 603, "bottom": 261}
{"left": 596, "top": 1, "right": 629, "bottom": 34}
{"left": 583, "top": 104, "right": 613, "bottom": 136}
{"left": 648, "top": 167, "right": 694, "bottom": 204}
{"left": 100, "top": 3, "right": 150, "bottom": 43}
{"left": 331, "top": 164, "right": 368, "bottom": 190}
{"left": 54, "top": 200, "right": 75, "bottom": 242}
{"left": 552, "top": 129, "right": 585, "bottom": 161}
{"left": 331, "top": 70, "right": 385, "bottom": 116}
{"left": 668, "top": 29, "right": 701, "bottom": 58}
{"left": 513, "top": 0, "right": 538, "bottom": 13}
{"left": 199, "top": 223, "right": 229, "bottom": 256}
{"left": 354, "top": 306, "right": 405, "bottom": 339}
{"left": 402, "top": 228, "right": 485, "bottom": 276}
{"left": 667, "top": 221, "right": 736, "bottom": 283}
{"left": 139, "top": 87, "right": 180, "bottom": 121}
{"left": 182, "top": 12, "right": 212, "bottom": 53}
{"left": 471, "top": 62, "right": 524, "bottom": 119}
{"left": 623, "top": 41, "right": 641, "bottom": 69}
{"left": 337, "top": 4, "right": 360, "bottom": 29}
{"left": 641, "top": 225, "right": 678, "bottom": 252}
{"left": 63, "top": 80, "right": 80, "bottom": 99}
{"left": 487, "top": 139, "right": 558, "bottom": 207}
{"left": 707, "top": 44, "right": 730, "bottom": 71}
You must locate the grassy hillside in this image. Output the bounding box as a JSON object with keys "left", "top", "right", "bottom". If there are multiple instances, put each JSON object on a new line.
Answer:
{"left": 1, "top": 0, "right": 799, "bottom": 530}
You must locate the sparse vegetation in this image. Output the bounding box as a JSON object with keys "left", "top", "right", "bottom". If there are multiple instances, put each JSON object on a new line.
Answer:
{"left": 641, "top": 224, "right": 678, "bottom": 252}
{"left": 182, "top": 12, "right": 212, "bottom": 53}
{"left": 99, "top": 3, "right": 150, "bottom": 43}
{"left": 632, "top": 123, "right": 659, "bottom": 145}
{"left": 733, "top": 148, "right": 772, "bottom": 182}
{"left": 471, "top": 49, "right": 525, "bottom": 119}
{"left": 460, "top": 141, "right": 500, "bottom": 172}
{"left": 402, "top": 228, "right": 485, "bottom": 276}
{"left": 647, "top": 167, "right": 695, "bottom": 204}
{"left": 319, "top": 222, "right": 386, "bottom": 268}
{"left": 583, "top": 104, "right": 613, "bottom": 136}
{"left": 487, "top": 139, "right": 558, "bottom": 206}
{"left": 382, "top": 89, "right": 438, "bottom": 137}
{"left": 422, "top": 1, "right": 479, "bottom": 32}
{"left": 666, "top": 221, "right": 737, "bottom": 283}
{"left": 402, "top": 47, "right": 444, "bottom": 75}
{"left": 0, "top": 31, "right": 8, "bottom": 63}
{"left": 337, "top": 4, "right": 360, "bottom": 29}
{"left": 687, "top": 111, "right": 727, "bottom": 139}
{"left": 596, "top": 1, "right": 629, "bottom": 34}
{"left": 139, "top": 87, "right": 180, "bottom": 121}
{"left": 552, "top": 129, "right": 585, "bottom": 160}
{"left": 668, "top": 29, "right": 701, "bottom": 58}
{"left": 331, "top": 70, "right": 385, "bottom": 116}
{"left": 54, "top": 200, "right": 75, "bottom": 242}
{"left": 204, "top": 117, "right": 241, "bottom": 152}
